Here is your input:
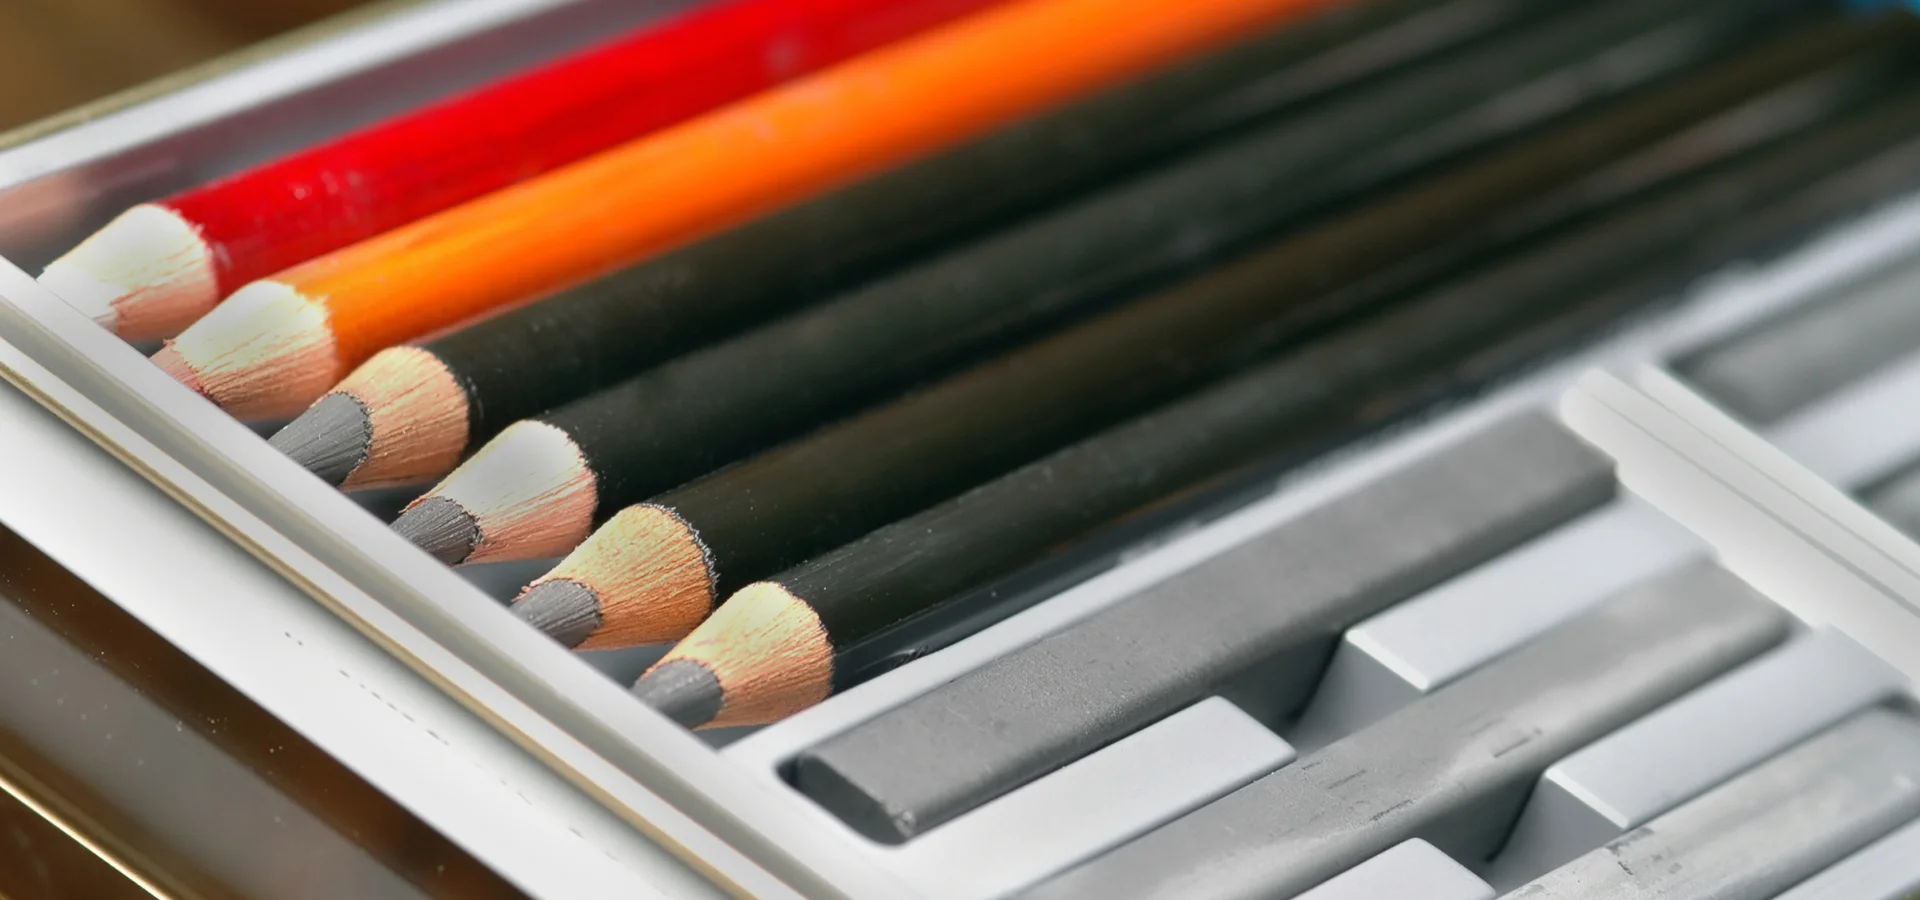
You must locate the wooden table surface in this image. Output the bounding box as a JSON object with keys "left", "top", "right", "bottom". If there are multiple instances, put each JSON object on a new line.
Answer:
{"left": 0, "top": 0, "right": 369, "bottom": 132}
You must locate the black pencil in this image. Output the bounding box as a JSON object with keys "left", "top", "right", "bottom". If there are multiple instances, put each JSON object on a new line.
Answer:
{"left": 489, "top": 19, "right": 1899, "bottom": 648}
{"left": 393, "top": 0, "right": 1741, "bottom": 568}
{"left": 269, "top": 0, "right": 1530, "bottom": 491}
{"left": 619, "top": 80, "right": 1920, "bottom": 724}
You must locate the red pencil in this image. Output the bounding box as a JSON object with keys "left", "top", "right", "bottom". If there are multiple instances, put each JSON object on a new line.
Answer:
{"left": 39, "top": 0, "right": 1000, "bottom": 342}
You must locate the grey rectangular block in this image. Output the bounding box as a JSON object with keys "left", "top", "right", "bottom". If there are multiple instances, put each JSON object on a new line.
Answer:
{"left": 1677, "top": 251, "right": 1920, "bottom": 425}
{"left": 888, "top": 697, "right": 1292, "bottom": 900}
{"left": 1763, "top": 348, "right": 1920, "bottom": 492}
{"left": 1026, "top": 561, "right": 1788, "bottom": 900}
{"left": 1295, "top": 840, "right": 1492, "bottom": 900}
{"left": 1486, "top": 628, "right": 1904, "bottom": 888}
{"left": 1866, "top": 462, "right": 1920, "bottom": 541}
{"left": 794, "top": 412, "right": 1617, "bottom": 843}
{"left": 1289, "top": 495, "right": 1700, "bottom": 751}
{"left": 1502, "top": 708, "right": 1920, "bottom": 900}
{"left": 1774, "top": 816, "right": 1920, "bottom": 900}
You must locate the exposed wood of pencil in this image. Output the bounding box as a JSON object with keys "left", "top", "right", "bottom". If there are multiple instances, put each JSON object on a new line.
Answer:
{"left": 390, "top": 420, "right": 592, "bottom": 564}
{"left": 394, "top": 0, "right": 1774, "bottom": 567}
{"left": 150, "top": 0, "right": 1339, "bottom": 419}
{"left": 520, "top": 19, "right": 1896, "bottom": 639}
{"left": 632, "top": 583, "right": 832, "bottom": 729}
{"left": 509, "top": 505, "right": 717, "bottom": 649}
{"left": 40, "top": 0, "right": 1002, "bottom": 342}
{"left": 268, "top": 347, "right": 467, "bottom": 490}
{"left": 270, "top": 0, "right": 1531, "bottom": 489}
{"left": 392, "top": 420, "right": 597, "bottom": 565}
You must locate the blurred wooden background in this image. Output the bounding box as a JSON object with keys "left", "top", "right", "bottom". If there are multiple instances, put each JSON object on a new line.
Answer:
{"left": 0, "top": 0, "right": 371, "bottom": 132}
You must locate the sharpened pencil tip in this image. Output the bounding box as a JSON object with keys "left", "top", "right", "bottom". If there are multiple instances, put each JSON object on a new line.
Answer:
{"left": 270, "top": 393, "right": 373, "bottom": 487}
{"left": 393, "top": 496, "right": 480, "bottom": 565}
{"left": 632, "top": 658, "right": 725, "bottom": 729}
{"left": 42, "top": 204, "right": 219, "bottom": 341}
{"left": 511, "top": 579, "right": 604, "bottom": 648}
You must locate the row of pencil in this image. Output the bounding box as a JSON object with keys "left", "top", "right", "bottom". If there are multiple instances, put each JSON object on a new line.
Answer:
{"left": 47, "top": 0, "right": 1920, "bottom": 727}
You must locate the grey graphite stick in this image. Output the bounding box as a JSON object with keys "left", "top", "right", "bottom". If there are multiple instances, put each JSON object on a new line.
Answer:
{"left": 1676, "top": 248, "right": 1920, "bottom": 426}
{"left": 792, "top": 412, "right": 1620, "bottom": 842}
{"left": 1866, "top": 464, "right": 1920, "bottom": 541}
{"left": 1504, "top": 708, "right": 1920, "bottom": 900}
{"left": 1028, "top": 562, "right": 1789, "bottom": 900}
{"left": 1770, "top": 817, "right": 1920, "bottom": 899}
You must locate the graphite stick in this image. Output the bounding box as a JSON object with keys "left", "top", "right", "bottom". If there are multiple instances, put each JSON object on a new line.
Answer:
{"left": 1504, "top": 709, "right": 1920, "bottom": 900}
{"left": 1023, "top": 563, "right": 1787, "bottom": 899}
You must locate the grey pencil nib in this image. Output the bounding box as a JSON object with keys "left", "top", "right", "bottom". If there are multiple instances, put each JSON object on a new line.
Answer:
{"left": 392, "top": 496, "right": 481, "bottom": 566}
{"left": 511, "top": 579, "right": 604, "bottom": 648}
{"left": 632, "top": 658, "right": 725, "bottom": 729}
{"left": 269, "top": 393, "right": 373, "bottom": 487}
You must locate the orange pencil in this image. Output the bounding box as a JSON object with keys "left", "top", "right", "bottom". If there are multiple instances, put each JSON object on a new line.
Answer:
{"left": 153, "top": 0, "right": 1335, "bottom": 419}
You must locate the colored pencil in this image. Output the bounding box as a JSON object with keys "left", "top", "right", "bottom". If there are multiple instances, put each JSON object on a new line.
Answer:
{"left": 589, "top": 80, "right": 1920, "bottom": 673}
{"left": 394, "top": 0, "right": 1726, "bottom": 567}
{"left": 38, "top": 0, "right": 1001, "bottom": 342}
{"left": 273, "top": 0, "right": 1553, "bottom": 491}
{"left": 150, "top": 0, "right": 1341, "bottom": 420}
{"left": 449, "top": 19, "right": 1885, "bottom": 614}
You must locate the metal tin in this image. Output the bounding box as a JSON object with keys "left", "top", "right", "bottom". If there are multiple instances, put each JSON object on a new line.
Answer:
{"left": 0, "top": 2, "right": 1918, "bottom": 897}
